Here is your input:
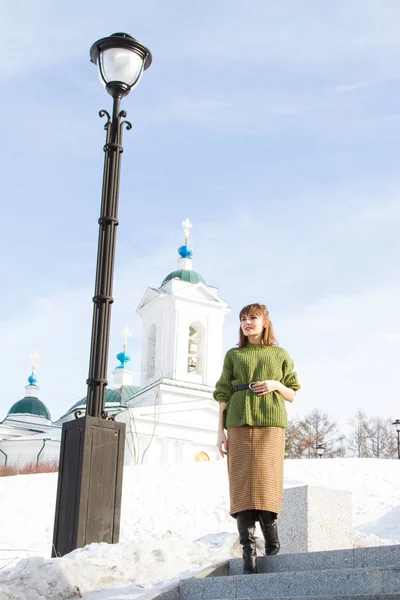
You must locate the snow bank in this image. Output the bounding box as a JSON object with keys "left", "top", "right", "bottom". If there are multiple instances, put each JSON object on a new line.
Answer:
{"left": 0, "top": 458, "right": 398, "bottom": 599}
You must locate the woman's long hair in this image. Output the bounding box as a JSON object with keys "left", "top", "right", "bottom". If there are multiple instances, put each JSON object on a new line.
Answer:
{"left": 238, "top": 303, "right": 278, "bottom": 347}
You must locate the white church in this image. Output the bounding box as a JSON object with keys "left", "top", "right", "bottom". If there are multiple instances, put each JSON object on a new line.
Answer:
{"left": 0, "top": 219, "right": 231, "bottom": 468}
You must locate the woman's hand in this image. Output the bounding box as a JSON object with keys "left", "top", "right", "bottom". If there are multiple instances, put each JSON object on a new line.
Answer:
{"left": 251, "top": 380, "right": 280, "bottom": 395}
{"left": 251, "top": 380, "right": 296, "bottom": 402}
{"left": 217, "top": 430, "right": 228, "bottom": 457}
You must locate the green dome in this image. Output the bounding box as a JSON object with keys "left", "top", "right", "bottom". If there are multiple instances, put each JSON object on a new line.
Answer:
{"left": 8, "top": 396, "right": 51, "bottom": 420}
{"left": 161, "top": 269, "right": 206, "bottom": 286}
{"left": 70, "top": 385, "right": 140, "bottom": 412}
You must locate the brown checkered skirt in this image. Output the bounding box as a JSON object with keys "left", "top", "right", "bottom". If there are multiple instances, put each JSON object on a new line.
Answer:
{"left": 227, "top": 425, "right": 285, "bottom": 517}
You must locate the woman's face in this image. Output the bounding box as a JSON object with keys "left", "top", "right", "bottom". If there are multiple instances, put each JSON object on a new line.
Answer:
{"left": 240, "top": 313, "right": 265, "bottom": 337}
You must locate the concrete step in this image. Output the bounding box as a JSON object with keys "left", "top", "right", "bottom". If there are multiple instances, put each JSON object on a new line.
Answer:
{"left": 206, "top": 596, "right": 400, "bottom": 600}
{"left": 179, "top": 566, "right": 400, "bottom": 600}
{"left": 229, "top": 545, "right": 400, "bottom": 576}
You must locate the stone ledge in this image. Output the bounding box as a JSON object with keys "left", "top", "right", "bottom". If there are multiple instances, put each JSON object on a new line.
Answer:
{"left": 278, "top": 485, "right": 352, "bottom": 554}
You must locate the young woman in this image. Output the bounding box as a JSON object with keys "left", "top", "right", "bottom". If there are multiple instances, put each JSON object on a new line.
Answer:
{"left": 214, "top": 303, "right": 300, "bottom": 574}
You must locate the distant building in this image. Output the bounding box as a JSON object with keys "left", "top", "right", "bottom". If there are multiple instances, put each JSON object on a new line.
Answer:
{"left": 0, "top": 219, "right": 230, "bottom": 468}
{"left": 0, "top": 360, "right": 60, "bottom": 467}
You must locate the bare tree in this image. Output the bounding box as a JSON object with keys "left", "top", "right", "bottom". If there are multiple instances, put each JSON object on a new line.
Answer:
{"left": 347, "top": 412, "right": 398, "bottom": 458}
{"left": 365, "top": 417, "right": 397, "bottom": 458}
{"left": 348, "top": 409, "right": 370, "bottom": 457}
{"left": 286, "top": 409, "right": 346, "bottom": 459}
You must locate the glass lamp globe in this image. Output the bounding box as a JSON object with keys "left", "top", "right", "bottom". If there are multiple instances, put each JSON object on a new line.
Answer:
{"left": 316, "top": 444, "right": 325, "bottom": 457}
{"left": 90, "top": 32, "right": 152, "bottom": 97}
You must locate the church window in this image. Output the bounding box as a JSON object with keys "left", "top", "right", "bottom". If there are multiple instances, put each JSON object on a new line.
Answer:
{"left": 195, "top": 451, "right": 210, "bottom": 461}
{"left": 187, "top": 324, "right": 203, "bottom": 375}
{"left": 147, "top": 325, "right": 157, "bottom": 379}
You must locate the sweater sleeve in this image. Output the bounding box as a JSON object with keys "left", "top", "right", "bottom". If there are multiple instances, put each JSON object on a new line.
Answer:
{"left": 213, "top": 351, "right": 234, "bottom": 403}
{"left": 281, "top": 353, "right": 301, "bottom": 392}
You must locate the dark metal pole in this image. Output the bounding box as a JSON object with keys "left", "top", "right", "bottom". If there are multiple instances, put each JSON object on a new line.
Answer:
{"left": 86, "top": 92, "right": 131, "bottom": 418}
{"left": 52, "top": 32, "right": 151, "bottom": 559}
{"left": 52, "top": 91, "right": 130, "bottom": 558}
{"left": 392, "top": 420, "right": 400, "bottom": 459}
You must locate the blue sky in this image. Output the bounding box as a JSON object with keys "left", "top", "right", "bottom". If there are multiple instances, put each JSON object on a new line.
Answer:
{"left": 1, "top": 1, "right": 400, "bottom": 429}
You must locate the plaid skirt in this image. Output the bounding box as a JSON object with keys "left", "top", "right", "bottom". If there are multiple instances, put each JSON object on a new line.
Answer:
{"left": 227, "top": 425, "right": 285, "bottom": 517}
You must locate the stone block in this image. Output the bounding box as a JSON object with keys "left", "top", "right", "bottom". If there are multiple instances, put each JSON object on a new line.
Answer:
{"left": 278, "top": 485, "right": 352, "bottom": 554}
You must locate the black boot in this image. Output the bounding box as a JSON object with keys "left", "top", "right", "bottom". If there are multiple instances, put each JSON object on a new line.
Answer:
{"left": 258, "top": 511, "right": 280, "bottom": 556}
{"left": 236, "top": 510, "right": 258, "bottom": 574}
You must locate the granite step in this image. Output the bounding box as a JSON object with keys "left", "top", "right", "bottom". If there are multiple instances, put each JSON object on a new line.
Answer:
{"left": 228, "top": 546, "right": 400, "bottom": 576}
{"left": 179, "top": 566, "right": 400, "bottom": 600}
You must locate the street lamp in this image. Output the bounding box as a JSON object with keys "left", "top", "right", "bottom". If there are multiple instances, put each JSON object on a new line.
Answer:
{"left": 52, "top": 33, "right": 151, "bottom": 558}
{"left": 316, "top": 444, "right": 325, "bottom": 459}
{"left": 393, "top": 419, "right": 400, "bottom": 459}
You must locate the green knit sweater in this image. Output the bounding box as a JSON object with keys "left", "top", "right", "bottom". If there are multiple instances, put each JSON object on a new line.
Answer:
{"left": 213, "top": 344, "right": 300, "bottom": 429}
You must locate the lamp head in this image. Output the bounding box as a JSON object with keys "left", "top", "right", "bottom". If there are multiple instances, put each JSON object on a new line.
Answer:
{"left": 90, "top": 32, "right": 152, "bottom": 97}
{"left": 316, "top": 444, "right": 325, "bottom": 457}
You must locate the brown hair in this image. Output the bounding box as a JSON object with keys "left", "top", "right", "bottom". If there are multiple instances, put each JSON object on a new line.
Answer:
{"left": 238, "top": 303, "right": 278, "bottom": 347}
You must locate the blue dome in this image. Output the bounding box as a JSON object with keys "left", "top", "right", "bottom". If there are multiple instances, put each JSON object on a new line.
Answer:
{"left": 116, "top": 350, "right": 131, "bottom": 369}
{"left": 28, "top": 372, "right": 37, "bottom": 386}
{"left": 178, "top": 245, "right": 193, "bottom": 259}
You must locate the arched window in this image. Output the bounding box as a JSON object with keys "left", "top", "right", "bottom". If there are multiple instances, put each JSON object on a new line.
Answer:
{"left": 187, "top": 323, "right": 203, "bottom": 376}
{"left": 147, "top": 325, "right": 157, "bottom": 379}
{"left": 195, "top": 451, "right": 210, "bottom": 462}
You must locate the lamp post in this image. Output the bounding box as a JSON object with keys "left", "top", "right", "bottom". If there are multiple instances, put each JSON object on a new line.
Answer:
{"left": 393, "top": 419, "right": 400, "bottom": 459}
{"left": 52, "top": 33, "right": 151, "bottom": 557}
{"left": 316, "top": 444, "right": 325, "bottom": 459}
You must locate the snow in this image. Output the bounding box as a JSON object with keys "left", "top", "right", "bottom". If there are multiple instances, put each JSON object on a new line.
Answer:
{"left": 0, "top": 458, "right": 399, "bottom": 599}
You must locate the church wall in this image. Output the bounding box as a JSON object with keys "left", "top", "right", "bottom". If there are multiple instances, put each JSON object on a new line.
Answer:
{"left": 139, "top": 298, "right": 176, "bottom": 387}
{"left": 117, "top": 399, "right": 220, "bottom": 468}
{"left": 123, "top": 433, "right": 219, "bottom": 468}
{"left": 127, "top": 382, "right": 215, "bottom": 408}
{"left": 204, "top": 313, "right": 225, "bottom": 385}
{"left": 0, "top": 438, "right": 60, "bottom": 468}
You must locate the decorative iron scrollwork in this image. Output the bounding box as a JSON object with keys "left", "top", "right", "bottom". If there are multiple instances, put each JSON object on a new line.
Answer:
{"left": 99, "top": 109, "right": 111, "bottom": 128}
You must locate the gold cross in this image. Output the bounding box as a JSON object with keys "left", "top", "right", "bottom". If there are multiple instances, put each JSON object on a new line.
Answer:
{"left": 121, "top": 325, "right": 132, "bottom": 350}
{"left": 181, "top": 217, "right": 193, "bottom": 245}
{"left": 30, "top": 350, "right": 40, "bottom": 372}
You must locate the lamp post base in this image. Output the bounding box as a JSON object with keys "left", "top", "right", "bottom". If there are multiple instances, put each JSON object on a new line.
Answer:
{"left": 52, "top": 415, "right": 125, "bottom": 557}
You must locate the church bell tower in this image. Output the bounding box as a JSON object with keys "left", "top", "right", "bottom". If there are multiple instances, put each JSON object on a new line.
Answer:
{"left": 135, "top": 218, "right": 230, "bottom": 404}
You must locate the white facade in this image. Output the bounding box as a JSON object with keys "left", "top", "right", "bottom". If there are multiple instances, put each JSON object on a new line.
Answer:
{"left": 137, "top": 278, "right": 229, "bottom": 392}
{"left": 118, "top": 394, "right": 222, "bottom": 466}
{"left": 0, "top": 432, "right": 61, "bottom": 467}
